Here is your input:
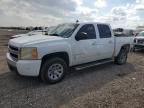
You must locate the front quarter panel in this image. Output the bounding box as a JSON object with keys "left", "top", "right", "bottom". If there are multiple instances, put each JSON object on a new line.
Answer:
{"left": 35, "top": 39, "right": 72, "bottom": 66}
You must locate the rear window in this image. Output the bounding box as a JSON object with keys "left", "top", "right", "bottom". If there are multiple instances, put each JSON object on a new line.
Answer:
{"left": 97, "top": 24, "right": 112, "bottom": 38}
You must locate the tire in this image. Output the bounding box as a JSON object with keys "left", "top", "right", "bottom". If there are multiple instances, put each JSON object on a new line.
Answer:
{"left": 114, "top": 48, "right": 128, "bottom": 65}
{"left": 133, "top": 46, "right": 136, "bottom": 52}
{"left": 40, "top": 57, "right": 68, "bottom": 84}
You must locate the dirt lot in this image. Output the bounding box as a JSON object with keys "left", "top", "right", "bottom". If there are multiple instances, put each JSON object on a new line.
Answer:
{"left": 0, "top": 29, "right": 28, "bottom": 74}
{"left": 0, "top": 30, "right": 144, "bottom": 108}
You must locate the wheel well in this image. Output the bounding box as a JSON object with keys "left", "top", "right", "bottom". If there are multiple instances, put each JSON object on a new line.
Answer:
{"left": 115, "top": 44, "right": 130, "bottom": 58}
{"left": 120, "top": 44, "right": 130, "bottom": 52}
{"left": 41, "top": 52, "right": 69, "bottom": 68}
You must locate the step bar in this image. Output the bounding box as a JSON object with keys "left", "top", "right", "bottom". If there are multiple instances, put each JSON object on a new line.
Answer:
{"left": 75, "top": 59, "right": 113, "bottom": 71}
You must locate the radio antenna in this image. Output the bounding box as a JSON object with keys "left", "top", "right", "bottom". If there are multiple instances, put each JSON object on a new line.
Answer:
{"left": 76, "top": 20, "right": 79, "bottom": 23}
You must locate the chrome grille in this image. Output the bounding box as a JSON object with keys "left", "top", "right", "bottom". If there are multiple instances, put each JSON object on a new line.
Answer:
{"left": 8, "top": 45, "right": 19, "bottom": 61}
{"left": 137, "top": 39, "right": 144, "bottom": 44}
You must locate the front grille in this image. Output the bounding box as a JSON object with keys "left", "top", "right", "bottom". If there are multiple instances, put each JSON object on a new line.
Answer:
{"left": 137, "top": 39, "right": 144, "bottom": 44}
{"left": 8, "top": 45, "right": 19, "bottom": 61}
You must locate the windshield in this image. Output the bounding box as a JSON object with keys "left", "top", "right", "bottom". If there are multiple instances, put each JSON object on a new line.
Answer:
{"left": 48, "top": 23, "right": 79, "bottom": 38}
{"left": 47, "top": 26, "right": 56, "bottom": 32}
{"left": 137, "top": 32, "right": 144, "bottom": 36}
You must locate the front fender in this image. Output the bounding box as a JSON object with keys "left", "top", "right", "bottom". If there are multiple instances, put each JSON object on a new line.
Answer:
{"left": 36, "top": 41, "right": 72, "bottom": 66}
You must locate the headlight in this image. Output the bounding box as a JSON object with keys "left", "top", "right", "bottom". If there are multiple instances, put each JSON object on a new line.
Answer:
{"left": 20, "top": 47, "right": 38, "bottom": 60}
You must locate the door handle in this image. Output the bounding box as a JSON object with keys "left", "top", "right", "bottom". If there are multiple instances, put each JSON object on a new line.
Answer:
{"left": 92, "top": 42, "right": 96, "bottom": 45}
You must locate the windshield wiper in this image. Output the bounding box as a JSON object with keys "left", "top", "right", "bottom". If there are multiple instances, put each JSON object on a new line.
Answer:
{"left": 49, "top": 33, "right": 60, "bottom": 36}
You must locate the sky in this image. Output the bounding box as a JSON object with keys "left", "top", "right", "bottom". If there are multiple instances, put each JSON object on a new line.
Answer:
{"left": 0, "top": 0, "right": 144, "bottom": 29}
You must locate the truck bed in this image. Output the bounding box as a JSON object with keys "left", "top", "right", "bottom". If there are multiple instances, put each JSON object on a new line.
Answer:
{"left": 114, "top": 36, "right": 134, "bottom": 56}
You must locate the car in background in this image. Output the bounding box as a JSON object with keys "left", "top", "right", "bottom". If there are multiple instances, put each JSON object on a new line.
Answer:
{"left": 113, "top": 28, "right": 135, "bottom": 37}
{"left": 133, "top": 31, "right": 144, "bottom": 51}
{"left": 44, "top": 26, "right": 56, "bottom": 35}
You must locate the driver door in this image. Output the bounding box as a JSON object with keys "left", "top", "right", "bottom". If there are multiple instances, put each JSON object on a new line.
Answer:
{"left": 72, "top": 24, "right": 99, "bottom": 65}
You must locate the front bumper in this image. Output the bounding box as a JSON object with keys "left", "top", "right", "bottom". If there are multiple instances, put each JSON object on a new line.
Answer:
{"left": 134, "top": 44, "right": 144, "bottom": 49}
{"left": 7, "top": 53, "right": 41, "bottom": 77}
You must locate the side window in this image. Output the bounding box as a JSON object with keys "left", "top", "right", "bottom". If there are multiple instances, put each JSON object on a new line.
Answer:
{"left": 76, "top": 24, "right": 96, "bottom": 40}
{"left": 97, "top": 24, "right": 112, "bottom": 38}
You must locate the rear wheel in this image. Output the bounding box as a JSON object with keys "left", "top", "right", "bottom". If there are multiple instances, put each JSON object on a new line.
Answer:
{"left": 40, "top": 57, "right": 68, "bottom": 84}
{"left": 133, "top": 46, "right": 136, "bottom": 52}
{"left": 115, "top": 48, "right": 128, "bottom": 65}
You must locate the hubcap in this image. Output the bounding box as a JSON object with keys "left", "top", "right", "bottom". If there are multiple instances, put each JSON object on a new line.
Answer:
{"left": 120, "top": 52, "right": 127, "bottom": 63}
{"left": 48, "top": 63, "right": 64, "bottom": 80}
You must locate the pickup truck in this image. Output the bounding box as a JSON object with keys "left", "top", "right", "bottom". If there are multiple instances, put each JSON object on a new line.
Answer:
{"left": 133, "top": 31, "right": 144, "bottom": 50}
{"left": 7, "top": 22, "right": 133, "bottom": 84}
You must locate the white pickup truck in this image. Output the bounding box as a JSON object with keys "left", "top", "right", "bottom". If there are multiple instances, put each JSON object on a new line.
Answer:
{"left": 133, "top": 31, "right": 144, "bottom": 50}
{"left": 7, "top": 22, "right": 134, "bottom": 83}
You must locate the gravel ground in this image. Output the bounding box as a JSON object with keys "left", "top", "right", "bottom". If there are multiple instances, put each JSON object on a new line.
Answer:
{"left": 0, "top": 54, "right": 143, "bottom": 108}
{"left": 61, "top": 58, "right": 144, "bottom": 108}
{"left": 0, "top": 30, "right": 144, "bottom": 108}
{"left": 0, "top": 61, "right": 136, "bottom": 108}
{"left": 61, "top": 71, "right": 144, "bottom": 108}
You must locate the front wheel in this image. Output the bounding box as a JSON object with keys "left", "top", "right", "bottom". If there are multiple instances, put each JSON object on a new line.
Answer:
{"left": 40, "top": 57, "right": 68, "bottom": 84}
{"left": 114, "top": 48, "right": 128, "bottom": 65}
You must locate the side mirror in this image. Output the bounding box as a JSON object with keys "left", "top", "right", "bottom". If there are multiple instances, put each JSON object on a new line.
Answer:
{"left": 75, "top": 32, "right": 88, "bottom": 41}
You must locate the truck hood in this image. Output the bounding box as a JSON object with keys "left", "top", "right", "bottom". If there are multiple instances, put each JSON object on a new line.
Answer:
{"left": 12, "top": 33, "right": 42, "bottom": 38}
{"left": 12, "top": 33, "right": 28, "bottom": 38}
{"left": 9, "top": 35, "right": 64, "bottom": 47}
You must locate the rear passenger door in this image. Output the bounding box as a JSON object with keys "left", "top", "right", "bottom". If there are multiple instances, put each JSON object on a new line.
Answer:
{"left": 97, "top": 24, "right": 114, "bottom": 59}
